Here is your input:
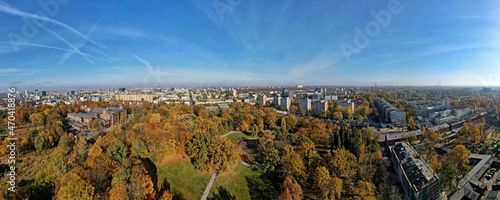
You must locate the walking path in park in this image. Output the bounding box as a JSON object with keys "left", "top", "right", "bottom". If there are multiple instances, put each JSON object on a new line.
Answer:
{"left": 200, "top": 131, "right": 260, "bottom": 200}
{"left": 200, "top": 170, "right": 218, "bottom": 200}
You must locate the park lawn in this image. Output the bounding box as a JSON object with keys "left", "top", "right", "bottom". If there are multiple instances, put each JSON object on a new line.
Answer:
{"left": 208, "top": 164, "right": 261, "bottom": 200}
{"left": 156, "top": 154, "right": 278, "bottom": 200}
{"left": 156, "top": 155, "right": 212, "bottom": 200}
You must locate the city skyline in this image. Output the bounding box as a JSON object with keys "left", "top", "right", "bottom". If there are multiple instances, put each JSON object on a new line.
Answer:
{"left": 1, "top": 0, "right": 500, "bottom": 90}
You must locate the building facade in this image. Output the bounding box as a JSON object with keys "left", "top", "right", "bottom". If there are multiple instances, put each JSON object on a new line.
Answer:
{"left": 312, "top": 100, "right": 328, "bottom": 116}
{"left": 390, "top": 142, "right": 441, "bottom": 200}
{"left": 116, "top": 94, "right": 154, "bottom": 102}
{"left": 281, "top": 97, "right": 291, "bottom": 111}
{"left": 300, "top": 98, "right": 312, "bottom": 111}
{"left": 375, "top": 99, "right": 407, "bottom": 124}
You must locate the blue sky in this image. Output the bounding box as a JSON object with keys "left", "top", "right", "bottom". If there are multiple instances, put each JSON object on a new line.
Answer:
{"left": 0, "top": 0, "right": 499, "bottom": 90}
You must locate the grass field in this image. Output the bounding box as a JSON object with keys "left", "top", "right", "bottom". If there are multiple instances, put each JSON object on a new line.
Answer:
{"left": 156, "top": 155, "right": 212, "bottom": 200}
{"left": 208, "top": 164, "right": 257, "bottom": 200}
{"left": 156, "top": 154, "right": 279, "bottom": 200}
{"left": 225, "top": 131, "right": 255, "bottom": 144}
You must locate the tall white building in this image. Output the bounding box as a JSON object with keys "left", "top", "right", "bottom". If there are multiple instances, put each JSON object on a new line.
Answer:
{"left": 441, "top": 97, "right": 451, "bottom": 108}
{"left": 257, "top": 94, "right": 267, "bottom": 105}
{"left": 273, "top": 95, "right": 282, "bottom": 107}
{"left": 281, "top": 97, "right": 292, "bottom": 111}
{"left": 338, "top": 100, "right": 355, "bottom": 114}
{"left": 300, "top": 98, "right": 312, "bottom": 111}
{"left": 312, "top": 100, "right": 328, "bottom": 116}
{"left": 227, "top": 89, "right": 238, "bottom": 97}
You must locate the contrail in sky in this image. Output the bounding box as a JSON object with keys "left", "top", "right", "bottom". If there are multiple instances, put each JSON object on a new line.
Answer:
{"left": 0, "top": 1, "right": 97, "bottom": 45}
{"left": 40, "top": 26, "right": 96, "bottom": 65}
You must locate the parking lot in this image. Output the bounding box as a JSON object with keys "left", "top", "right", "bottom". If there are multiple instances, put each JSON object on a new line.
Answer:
{"left": 482, "top": 167, "right": 500, "bottom": 190}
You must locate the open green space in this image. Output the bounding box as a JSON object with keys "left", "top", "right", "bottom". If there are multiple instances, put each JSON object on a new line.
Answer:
{"left": 226, "top": 131, "right": 254, "bottom": 144}
{"left": 156, "top": 156, "right": 212, "bottom": 200}
{"left": 156, "top": 155, "right": 279, "bottom": 200}
{"left": 208, "top": 165, "right": 259, "bottom": 200}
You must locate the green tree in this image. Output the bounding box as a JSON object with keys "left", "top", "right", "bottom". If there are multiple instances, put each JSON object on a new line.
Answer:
{"left": 440, "top": 161, "right": 459, "bottom": 192}
{"left": 107, "top": 140, "right": 129, "bottom": 163}
{"left": 111, "top": 168, "right": 131, "bottom": 187}
{"left": 34, "top": 135, "right": 47, "bottom": 152}
{"left": 131, "top": 139, "right": 148, "bottom": 159}
{"left": 186, "top": 131, "right": 212, "bottom": 171}
{"left": 91, "top": 118, "right": 102, "bottom": 129}
{"left": 403, "top": 133, "right": 417, "bottom": 144}
{"left": 120, "top": 112, "right": 127, "bottom": 124}
{"left": 208, "top": 136, "right": 239, "bottom": 173}
{"left": 27, "top": 180, "right": 55, "bottom": 200}
{"left": 258, "top": 130, "right": 280, "bottom": 172}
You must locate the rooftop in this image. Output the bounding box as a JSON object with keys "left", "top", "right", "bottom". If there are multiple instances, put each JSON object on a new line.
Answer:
{"left": 68, "top": 112, "right": 96, "bottom": 119}
{"left": 394, "top": 142, "right": 437, "bottom": 191}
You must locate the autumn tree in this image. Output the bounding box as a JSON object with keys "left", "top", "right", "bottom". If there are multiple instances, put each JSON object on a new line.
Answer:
{"left": 159, "top": 190, "right": 174, "bottom": 200}
{"left": 297, "top": 138, "right": 321, "bottom": 171}
{"left": 330, "top": 149, "right": 357, "bottom": 181}
{"left": 355, "top": 105, "right": 370, "bottom": 118}
{"left": 279, "top": 176, "right": 303, "bottom": 200}
{"left": 427, "top": 152, "right": 441, "bottom": 172}
{"left": 356, "top": 180, "right": 376, "bottom": 200}
{"left": 444, "top": 145, "right": 471, "bottom": 174}
{"left": 280, "top": 145, "right": 307, "bottom": 184}
{"left": 312, "top": 166, "right": 342, "bottom": 200}
{"left": 128, "top": 165, "right": 156, "bottom": 199}
{"left": 109, "top": 181, "right": 129, "bottom": 200}
{"left": 29, "top": 112, "right": 43, "bottom": 128}
{"left": 333, "top": 112, "right": 343, "bottom": 121}
{"left": 57, "top": 172, "right": 95, "bottom": 200}
{"left": 208, "top": 136, "right": 239, "bottom": 173}
{"left": 407, "top": 117, "right": 416, "bottom": 130}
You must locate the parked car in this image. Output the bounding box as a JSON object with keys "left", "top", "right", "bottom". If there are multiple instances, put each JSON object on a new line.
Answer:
{"left": 486, "top": 174, "right": 493, "bottom": 180}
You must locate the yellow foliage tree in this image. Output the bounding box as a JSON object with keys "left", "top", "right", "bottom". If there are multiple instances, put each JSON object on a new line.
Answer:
{"left": 356, "top": 180, "right": 376, "bottom": 200}
{"left": 109, "top": 181, "right": 129, "bottom": 200}
{"left": 57, "top": 172, "right": 94, "bottom": 200}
